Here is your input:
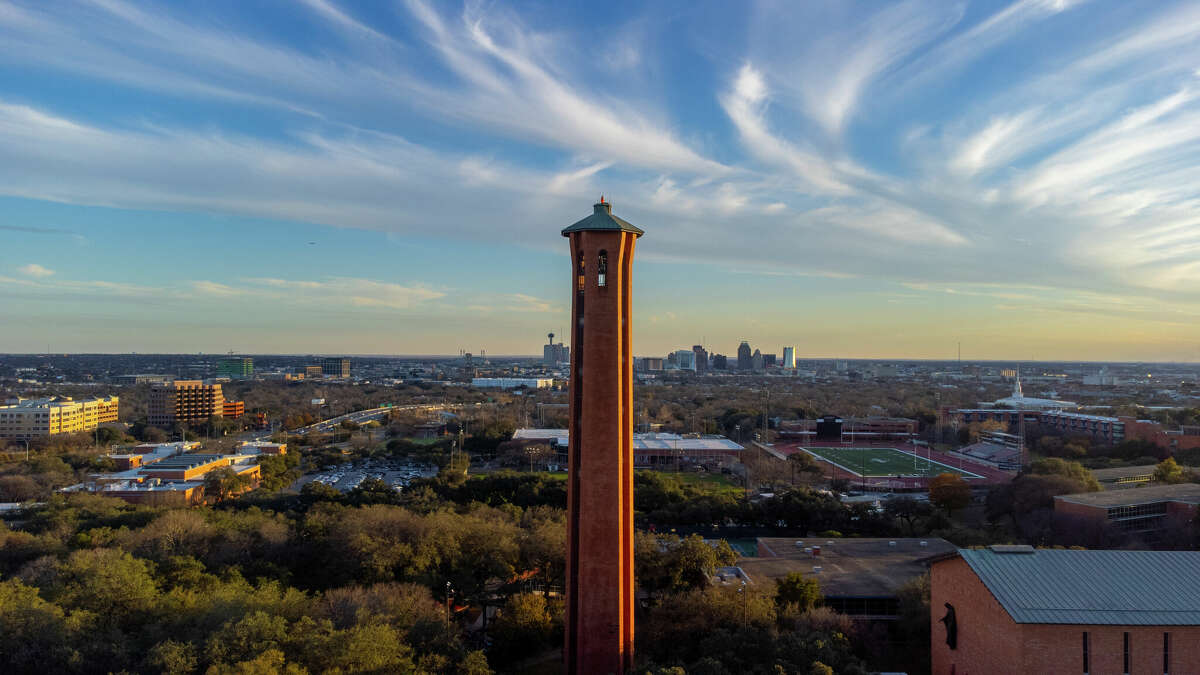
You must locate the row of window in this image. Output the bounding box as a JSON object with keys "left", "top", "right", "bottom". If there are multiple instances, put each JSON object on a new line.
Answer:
{"left": 1083, "top": 631, "right": 1171, "bottom": 674}
{"left": 1106, "top": 502, "right": 1169, "bottom": 521}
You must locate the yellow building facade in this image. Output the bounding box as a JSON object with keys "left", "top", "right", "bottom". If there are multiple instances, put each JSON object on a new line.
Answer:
{"left": 0, "top": 395, "right": 119, "bottom": 440}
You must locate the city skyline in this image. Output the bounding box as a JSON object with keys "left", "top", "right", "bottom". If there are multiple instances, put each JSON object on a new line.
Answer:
{"left": 2, "top": 1, "right": 1200, "bottom": 361}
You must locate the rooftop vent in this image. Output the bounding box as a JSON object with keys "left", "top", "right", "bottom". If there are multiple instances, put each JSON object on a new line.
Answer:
{"left": 989, "top": 544, "right": 1036, "bottom": 555}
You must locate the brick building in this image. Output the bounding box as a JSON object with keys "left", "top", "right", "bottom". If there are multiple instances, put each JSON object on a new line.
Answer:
{"left": 148, "top": 380, "right": 224, "bottom": 427}
{"left": 1053, "top": 484, "right": 1200, "bottom": 543}
{"left": 931, "top": 546, "right": 1200, "bottom": 675}
{"left": 945, "top": 408, "right": 1200, "bottom": 455}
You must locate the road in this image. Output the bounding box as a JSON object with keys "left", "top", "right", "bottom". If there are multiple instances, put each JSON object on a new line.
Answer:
{"left": 248, "top": 403, "right": 474, "bottom": 441}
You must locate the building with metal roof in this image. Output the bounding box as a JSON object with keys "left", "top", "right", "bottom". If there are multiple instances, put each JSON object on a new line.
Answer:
{"left": 931, "top": 546, "right": 1200, "bottom": 675}
{"left": 511, "top": 428, "right": 743, "bottom": 467}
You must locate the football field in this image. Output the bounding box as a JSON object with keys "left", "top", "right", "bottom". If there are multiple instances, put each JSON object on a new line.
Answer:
{"left": 801, "top": 446, "right": 982, "bottom": 479}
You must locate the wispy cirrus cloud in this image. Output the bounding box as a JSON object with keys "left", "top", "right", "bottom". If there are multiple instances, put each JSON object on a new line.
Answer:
{"left": 1, "top": 0, "right": 1200, "bottom": 357}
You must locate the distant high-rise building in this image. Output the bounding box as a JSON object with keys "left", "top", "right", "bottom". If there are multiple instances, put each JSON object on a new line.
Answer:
{"left": 782, "top": 346, "right": 795, "bottom": 369}
{"left": 304, "top": 365, "right": 323, "bottom": 379}
{"left": 674, "top": 350, "right": 696, "bottom": 371}
{"left": 149, "top": 380, "right": 223, "bottom": 427}
{"left": 543, "top": 332, "right": 570, "bottom": 365}
{"left": 692, "top": 345, "right": 708, "bottom": 373}
{"left": 321, "top": 358, "right": 350, "bottom": 379}
{"left": 751, "top": 349, "right": 764, "bottom": 372}
{"left": 712, "top": 354, "right": 727, "bottom": 370}
{"left": 763, "top": 353, "right": 776, "bottom": 367}
{"left": 217, "top": 356, "right": 253, "bottom": 380}
{"left": 641, "top": 357, "right": 664, "bottom": 371}
{"left": 737, "top": 341, "right": 752, "bottom": 370}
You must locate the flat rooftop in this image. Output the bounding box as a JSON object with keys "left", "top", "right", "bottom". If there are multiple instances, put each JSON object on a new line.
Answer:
{"left": 1090, "top": 465, "right": 1158, "bottom": 481}
{"left": 1054, "top": 483, "right": 1200, "bottom": 507}
{"left": 738, "top": 537, "right": 956, "bottom": 598}
{"left": 144, "top": 454, "right": 226, "bottom": 470}
{"left": 512, "top": 428, "right": 742, "bottom": 451}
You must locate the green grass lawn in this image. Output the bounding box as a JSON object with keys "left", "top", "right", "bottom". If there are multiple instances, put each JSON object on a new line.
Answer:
{"left": 801, "top": 446, "right": 982, "bottom": 478}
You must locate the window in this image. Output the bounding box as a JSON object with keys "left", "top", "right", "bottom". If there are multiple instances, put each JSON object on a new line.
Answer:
{"left": 1123, "top": 632, "right": 1130, "bottom": 675}
{"left": 597, "top": 250, "right": 608, "bottom": 287}
{"left": 576, "top": 251, "right": 585, "bottom": 292}
{"left": 1082, "top": 632, "right": 1089, "bottom": 674}
{"left": 1164, "top": 632, "right": 1170, "bottom": 674}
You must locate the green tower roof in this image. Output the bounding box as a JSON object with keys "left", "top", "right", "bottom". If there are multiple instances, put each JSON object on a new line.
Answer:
{"left": 561, "top": 199, "right": 644, "bottom": 237}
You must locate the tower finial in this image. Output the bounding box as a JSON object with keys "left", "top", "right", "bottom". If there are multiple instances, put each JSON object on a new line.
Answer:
{"left": 600, "top": 194, "right": 605, "bottom": 204}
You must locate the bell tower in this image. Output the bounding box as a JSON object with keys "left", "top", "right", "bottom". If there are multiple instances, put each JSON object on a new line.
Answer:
{"left": 562, "top": 198, "right": 643, "bottom": 673}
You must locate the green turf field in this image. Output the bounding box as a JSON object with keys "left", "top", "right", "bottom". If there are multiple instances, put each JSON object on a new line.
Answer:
{"left": 801, "top": 446, "right": 982, "bottom": 478}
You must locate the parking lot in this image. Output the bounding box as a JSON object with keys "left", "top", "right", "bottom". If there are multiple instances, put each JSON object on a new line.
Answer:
{"left": 294, "top": 458, "right": 438, "bottom": 493}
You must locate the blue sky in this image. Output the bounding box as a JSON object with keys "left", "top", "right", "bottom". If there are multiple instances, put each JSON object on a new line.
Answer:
{"left": 1, "top": 0, "right": 1199, "bottom": 360}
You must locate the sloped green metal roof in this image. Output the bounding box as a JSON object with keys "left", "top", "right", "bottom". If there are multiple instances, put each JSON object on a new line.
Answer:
{"left": 959, "top": 548, "right": 1200, "bottom": 625}
{"left": 561, "top": 201, "right": 644, "bottom": 237}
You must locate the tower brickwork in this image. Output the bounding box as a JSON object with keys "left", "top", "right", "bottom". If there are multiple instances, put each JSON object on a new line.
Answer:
{"left": 562, "top": 200, "right": 642, "bottom": 673}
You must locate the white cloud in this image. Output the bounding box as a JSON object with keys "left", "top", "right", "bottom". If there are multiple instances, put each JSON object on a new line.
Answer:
{"left": 0, "top": 0, "right": 1198, "bottom": 319}
{"left": 17, "top": 263, "right": 53, "bottom": 277}
{"left": 242, "top": 277, "right": 445, "bottom": 310}
{"left": 191, "top": 280, "right": 241, "bottom": 296}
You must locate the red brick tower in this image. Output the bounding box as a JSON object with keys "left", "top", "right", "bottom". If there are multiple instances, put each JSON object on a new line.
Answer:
{"left": 562, "top": 198, "right": 643, "bottom": 673}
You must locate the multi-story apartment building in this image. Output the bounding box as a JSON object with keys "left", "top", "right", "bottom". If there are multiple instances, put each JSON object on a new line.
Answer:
{"left": 0, "top": 395, "right": 119, "bottom": 440}
{"left": 304, "top": 365, "right": 323, "bottom": 379}
{"left": 321, "top": 357, "right": 350, "bottom": 378}
{"left": 148, "top": 380, "right": 224, "bottom": 427}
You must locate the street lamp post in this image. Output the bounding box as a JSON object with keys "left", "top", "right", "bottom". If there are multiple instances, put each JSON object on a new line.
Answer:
{"left": 445, "top": 581, "right": 452, "bottom": 630}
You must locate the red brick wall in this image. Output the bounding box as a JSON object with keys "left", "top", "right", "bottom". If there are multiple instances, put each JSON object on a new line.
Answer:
{"left": 931, "top": 556, "right": 1024, "bottom": 675}
{"left": 933, "top": 556, "right": 1200, "bottom": 674}
{"left": 1054, "top": 498, "right": 1106, "bottom": 522}
{"left": 564, "top": 227, "right": 637, "bottom": 674}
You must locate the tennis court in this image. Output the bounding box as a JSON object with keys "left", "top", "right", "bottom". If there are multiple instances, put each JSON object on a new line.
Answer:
{"left": 800, "top": 446, "right": 982, "bottom": 479}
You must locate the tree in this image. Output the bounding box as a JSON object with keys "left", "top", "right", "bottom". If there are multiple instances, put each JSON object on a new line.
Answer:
{"left": 883, "top": 496, "right": 934, "bottom": 536}
{"left": 788, "top": 452, "right": 822, "bottom": 485}
{"left": 928, "top": 473, "right": 970, "bottom": 515}
{"left": 775, "top": 572, "right": 820, "bottom": 611}
{"left": 1029, "top": 458, "right": 1100, "bottom": 491}
{"left": 204, "top": 467, "right": 251, "bottom": 501}
{"left": 1154, "top": 457, "right": 1186, "bottom": 484}
{"left": 489, "top": 592, "right": 557, "bottom": 666}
